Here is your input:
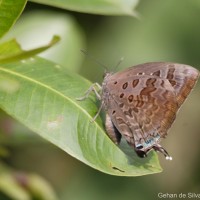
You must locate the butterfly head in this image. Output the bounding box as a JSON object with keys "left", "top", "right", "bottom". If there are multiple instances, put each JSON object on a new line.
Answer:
{"left": 103, "top": 71, "right": 113, "bottom": 79}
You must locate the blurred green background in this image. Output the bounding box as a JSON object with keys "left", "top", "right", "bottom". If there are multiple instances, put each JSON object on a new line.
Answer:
{"left": 1, "top": 0, "right": 200, "bottom": 199}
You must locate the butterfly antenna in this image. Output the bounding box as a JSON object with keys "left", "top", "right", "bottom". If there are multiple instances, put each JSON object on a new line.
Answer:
{"left": 81, "top": 49, "right": 108, "bottom": 71}
{"left": 113, "top": 57, "right": 124, "bottom": 72}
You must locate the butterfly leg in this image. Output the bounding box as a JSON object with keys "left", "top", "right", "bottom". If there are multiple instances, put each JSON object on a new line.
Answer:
{"left": 153, "top": 144, "right": 172, "bottom": 160}
{"left": 76, "top": 83, "right": 103, "bottom": 122}
{"left": 76, "top": 83, "right": 102, "bottom": 101}
{"left": 90, "top": 102, "right": 104, "bottom": 122}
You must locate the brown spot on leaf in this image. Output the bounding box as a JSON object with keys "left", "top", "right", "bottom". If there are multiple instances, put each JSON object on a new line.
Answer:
{"left": 112, "top": 167, "right": 125, "bottom": 172}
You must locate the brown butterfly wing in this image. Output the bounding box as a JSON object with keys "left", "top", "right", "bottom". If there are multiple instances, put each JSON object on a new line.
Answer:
{"left": 111, "top": 62, "right": 199, "bottom": 108}
{"left": 104, "top": 75, "right": 178, "bottom": 145}
{"left": 103, "top": 62, "right": 199, "bottom": 148}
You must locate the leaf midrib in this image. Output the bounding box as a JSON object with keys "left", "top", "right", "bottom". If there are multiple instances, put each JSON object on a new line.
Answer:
{"left": 0, "top": 66, "right": 105, "bottom": 132}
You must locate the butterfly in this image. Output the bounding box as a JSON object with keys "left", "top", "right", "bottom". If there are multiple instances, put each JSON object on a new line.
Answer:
{"left": 78, "top": 62, "right": 199, "bottom": 160}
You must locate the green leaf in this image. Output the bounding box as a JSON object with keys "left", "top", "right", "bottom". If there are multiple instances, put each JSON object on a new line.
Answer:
{"left": 0, "top": 57, "right": 162, "bottom": 176}
{"left": 30, "top": 0, "right": 139, "bottom": 16}
{"left": 3, "top": 10, "right": 86, "bottom": 72}
{"left": 0, "top": 36, "right": 60, "bottom": 64}
{"left": 0, "top": 0, "right": 27, "bottom": 38}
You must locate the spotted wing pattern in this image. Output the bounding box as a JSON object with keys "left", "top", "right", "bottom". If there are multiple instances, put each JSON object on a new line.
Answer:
{"left": 102, "top": 62, "right": 199, "bottom": 157}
